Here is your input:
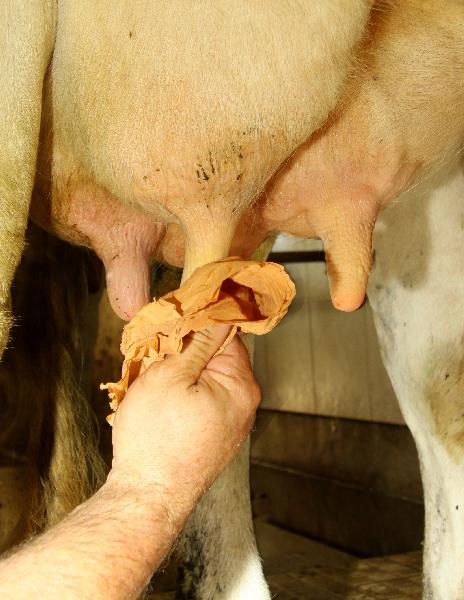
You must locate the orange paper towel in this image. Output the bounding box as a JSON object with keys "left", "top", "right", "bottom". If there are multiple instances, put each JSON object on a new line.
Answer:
{"left": 101, "top": 257, "right": 295, "bottom": 423}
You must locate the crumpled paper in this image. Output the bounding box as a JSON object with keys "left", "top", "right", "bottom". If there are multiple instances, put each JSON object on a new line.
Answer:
{"left": 101, "top": 257, "right": 296, "bottom": 424}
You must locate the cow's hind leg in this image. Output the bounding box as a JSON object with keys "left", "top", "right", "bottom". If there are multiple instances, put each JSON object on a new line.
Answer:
{"left": 368, "top": 160, "right": 464, "bottom": 599}
{"left": 176, "top": 440, "right": 269, "bottom": 600}
{"left": 0, "top": 0, "right": 104, "bottom": 542}
{"left": 0, "top": 0, "right": 56, "bottom": 354}
{"left": 0, "top": 0, "right": 56, "bottom": 547}
{"left": 175, "top": 240, "right": 274, "bottom": 600}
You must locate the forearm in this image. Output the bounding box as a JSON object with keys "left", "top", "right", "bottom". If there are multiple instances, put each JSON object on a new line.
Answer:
{"left": 0, "top": 475, "right": 189, "bottom": 600}
{"left": 0, "top": 326, "right": 258, "bottom": 599}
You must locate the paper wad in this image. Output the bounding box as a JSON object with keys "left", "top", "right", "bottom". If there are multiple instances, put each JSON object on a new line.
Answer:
{"left": 101, "top": 257, "right": 296, "bottom": 424}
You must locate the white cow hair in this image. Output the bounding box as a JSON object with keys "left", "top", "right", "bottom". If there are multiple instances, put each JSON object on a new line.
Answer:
{"left": 1, "top": 2, "right": 464, "bottom": 600}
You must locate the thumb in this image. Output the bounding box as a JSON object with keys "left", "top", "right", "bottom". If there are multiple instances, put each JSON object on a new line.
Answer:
{"left": 175, "top": 324, "right": 234, "bottom": 383}
{"left": 322, "top": 215, "right": 376, "bottom": 312}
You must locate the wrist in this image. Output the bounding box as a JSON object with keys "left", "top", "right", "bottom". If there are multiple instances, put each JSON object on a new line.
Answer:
{"left": 107, "top": 450, "right": 211, "bottom": 515}
{"left": 104, "top": 466, "right": 195, "bottom": 540}
{"left": 90, "top": 473, "right": 181, "bottom": 578}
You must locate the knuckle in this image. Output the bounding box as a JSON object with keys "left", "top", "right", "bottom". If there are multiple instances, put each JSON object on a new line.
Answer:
{"left": 142, "top": 359, "right": 167, "bottom": 381}
{"left": 139, "top": 359, "right": 176, "bottom": 391}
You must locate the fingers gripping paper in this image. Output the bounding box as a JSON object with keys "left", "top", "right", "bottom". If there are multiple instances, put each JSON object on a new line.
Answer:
{"left": 101, "top": 258, "right": 296, "bottom": 422}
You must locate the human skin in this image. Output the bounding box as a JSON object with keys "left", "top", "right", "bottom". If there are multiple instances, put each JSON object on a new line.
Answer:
{"left": 0, "top": 325, "right": 260, "bottom": 599}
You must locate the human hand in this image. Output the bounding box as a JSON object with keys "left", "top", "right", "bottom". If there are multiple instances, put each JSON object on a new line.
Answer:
{"left": 108, "top": 325, "right": 260, "bottom": 517}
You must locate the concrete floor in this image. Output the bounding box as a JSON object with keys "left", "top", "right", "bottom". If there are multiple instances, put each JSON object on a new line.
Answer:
{"left": 148, "top": 520, "right": 422, "bottom": 599}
